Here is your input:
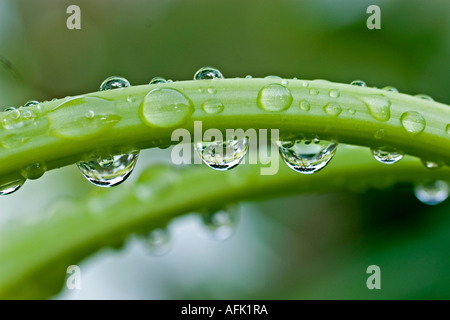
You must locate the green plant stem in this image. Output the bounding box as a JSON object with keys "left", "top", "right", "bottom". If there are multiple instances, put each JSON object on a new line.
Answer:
{"left": 1, "top": 78, "right": 449, "bottom": 184}
{"left": 1, "top": 146, "right": 450, "bottom": 299}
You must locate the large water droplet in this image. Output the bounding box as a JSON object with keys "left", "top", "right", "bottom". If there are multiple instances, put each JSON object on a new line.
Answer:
{"left": 143, "top": 228, "right": 171, "bottom": 256}
{"left": 149, "top": 77, "right": 167, "bottom": 84}
{"left": 323, "top": 102, "right": 342, "bottom": 116}
{"left": 350, "top": 80, "right": 366, "bottom": 87}
{"left": 414, "top": 181, "right": 449, "bottom": 205}
{"left": 401, "top": 111, "right": 426, "bottom": 135}
{"left": 257, "top": 84, "right": 292, "bottom": 112}
{"left": 140, "top": 88, "right": 194, "bottom": 128}
{"left": 194, "top": 138, "right": 248, "bottom": 171}
{"left": 24, "top": 100, "right": 39, "bottom": 107}
{"left": 99, "top": 76, "right": 130, "bottom": 91}
{"left": 201, "top": 205, "right": 239, "bottom": 241}
{"left": 202, "top": 98, "right": 224, "bottom": 114}
{"left": 77, "top": 152, "right": 139, "bottom": 187}
{"left": 358, "top": 94, "right": 391, "bottom": 121}
{"left": 194, "top": 67, "right": 224, "bottom": 80}
{"left": 21, "top": 162, "right": 46, "bottom": 180}
{"left": 278, "top": 139, "right": 337, "bottom": 174}
{"left": 371, "top": 147, "right": 404, "bottom": 164}
{"left": 0, "top": 178, "right": 26, "bottom": 196}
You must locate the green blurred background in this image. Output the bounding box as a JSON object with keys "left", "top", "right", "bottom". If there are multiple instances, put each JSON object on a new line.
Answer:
{"left": 0, "top": 0, "right": 449, "bottom": 299}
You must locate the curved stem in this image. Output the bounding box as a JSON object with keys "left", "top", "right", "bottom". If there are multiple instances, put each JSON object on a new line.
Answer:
{"left": 0, "top": 78, "right": 449, "bottom": 184}
{"left": 1, "top": 146, "right": 450, "bottom": 298}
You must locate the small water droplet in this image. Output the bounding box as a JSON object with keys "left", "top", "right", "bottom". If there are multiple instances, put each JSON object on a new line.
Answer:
{"left": 309, "top": 88, "right": 319, "bottom": 95}
{"left": 421, "top": 159, "right": 442, "bottom": 170}
{"left": 257, "top": 84, "right": 292, "bottom": 112}
{"left": 245, "top": 75, "right": 252, "bottom": 79}
{"left": 202, "top": 98, "right": 224, "bottom": 114}
{"left": 358, "top": 94, "right": 391, "bottom": 121}
{"left": 126, "top": 95, "right": 136, "bottom": 103}
{"left": 194, "top": 138, "right": 248, "bottom": 171}
{"left": 167, "top": 79, "right": 173, "bottom": 83}
{"left": 149, "top": 77, "right": 167, "bottom": 85}
{"left": 300, "top": 80, "right": 309, "bottom": 87}
{"left": 85, "top": 110, "right": 95, "bottom": 119}
{"left": 99, "top": 76, "right": 130, "bottom": 91}
{"left": 194, "top": 67, "right": 223, "bottom": 80}
{"left": 264, "top": 75, "right": 281, "bottom": 79}
{"left": 415, "top": 94, "right": 434, "bottom": 101}
{"left": 278, "top": 139, "right": 337, "bottom": 174}
{"left": 350, "top": 80, "right": 366, "bottom": 87}
{"left": 281, "top": 79, "right": 288, "bottom": 86}
{"left": 201, "top": 205, "right": 239, "bottom": 241}
{"left": 24, "top": 100, "right": 39, "bottom": 107}
{"left": 371, "top": 147, "right": 404, "bottom": 164}
{"left": 374, "top": 129, "right": 385, "bottom": 139}
{"left": 347, "top": 108, "right": 356, "bottom": 115}
{"left": 383, "top": 86, "right": 398, "bottom": 93}
{"left": 77, "top": 152, "right": 139, "bottom": 187}
{"left": 401, "top": 111, "right": 426, "bottom": 135}
{"left": 299, "top": 100, "right": 311, "bottom": 111}
{"left": 207, "top": 87, "right": 217, "bottom": 94}
{"left": 329, "top": 89, "right": 340, "bottom": 98}
{"left": 21, "top": 162, "right": 46, "bottom": 180}
{"left": 0, "top": 178, "right": 26, "bottom": 196}
{"left": 140, "top": 88, "right": 194, "bottom": 128}
{"left": 143, "top": 228, "right": 171, "bottom": 256}
{"left": 414, "top": 181, "right": 449, "bottom": 205}
{"left": 198, "top": 87, "right": 206, "bottom": 93}
{"left": 323, "top": 102, "right": 342, "bottom": 116}
{"left": 1, "top": 134, "right": 29, "bottom": 149}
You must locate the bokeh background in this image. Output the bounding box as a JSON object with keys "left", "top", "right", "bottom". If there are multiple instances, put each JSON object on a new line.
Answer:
{"left": 0, "top": 0, "right": 449, "bottom": 299}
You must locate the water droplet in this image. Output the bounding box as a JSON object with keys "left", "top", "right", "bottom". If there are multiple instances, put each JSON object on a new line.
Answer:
{"left": 264, "top": 75, "right": 281, "bottom": 80}
{"left": 140, "top": 88, "right": 194, "bottom": 128}
{"left": 278, "top": 139, "right": 337, "bottom": 174}
{"left": 358, "top": 94, "right": 391, "bottom": 121}
{"left": 99, "top": 76, "right": 130, "bottom": 91}
{"left": 202, "top": 98, "right": 224, "bottom": 114}
{"left": 421, "top": 159, "right": 442, "bottom": 170}
{"left": 1, "top": 134, "right": 29, "bottom": 149}
{"left": 299, "top": 100, "right": 311, "bottom": 111}
{"left": 347, "top": 108, "right": 356, "bottom": 115}
{"left": 329, "top": 89, "right": 340, "bottom": 98}
{"left": 323, "top": 102, "right": 342, "bottom": 116}
{"left": 77, "top": 151, "right": 139, "bottom": 187}
{"left": 194, "top": 67, "right": 223, "bottom": 80}
{"left": 371, "top": 147, "right": 404, "bottom": 164}
{"left": 350, "top": 80, "right": 366, "bottom": 87}
{"left": 149, "top": 77, "right": 167, "bottom": 84}
{"left": 401, "top": 111, "right": 426, "bottom": 135}
{"left": 47, "top": 96, "right": 121, "bottom": 140}
{"left": 194, "top": 138, "right": 248, "bottom": 171}
{"left": 207, "top": 87, "right": 217, "bottom": 94}
{"left": 167, "top": 79, "right": 173, "bottom": 83}
{"left": 415, "top": 94, "right": 433, "bottom": 101}
{"left": 257, "top": 84, "right": 292, "bottom": 112}
{"left": 126, "top": 95, "right": 135, "bottom": 103}
{"left": 0, "top": 178, "right": 26, "bottom": 196}
{"left": 21, "top": 162, "right": 46, "bottom": 180}
{"left": 201, "top": 205, "right": 239, "bottom": 241}
{"left": 414, "top": 181, "right": 449, "bottom": 205}
{"left": 245, "top": 75, "right": 252, "bottom": 79}
{"left": 143, "top": 228, "right": 171, "bottom": 256}
{"left": 85, "top": 110, "right": 95, "bottom": 119}
{"left": 198, "top": 87, "right": 206, "bottom": 93}
{"left": 309, "top": 88, "right": 319, "bottom": 95}
{"left": 300, "top": 80, "right": 309, "bottom": 87}
{"left": 281, "top": 79, "right": 288, "bottom": 86}
{"left": 374, "top": 129, "right": 385, "bottom": 139}
{"left": 383, "top": 86, "right": 398, "bottom": 93}
{"left": 24, "top": 100, "right": 39, "bottom": 107}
